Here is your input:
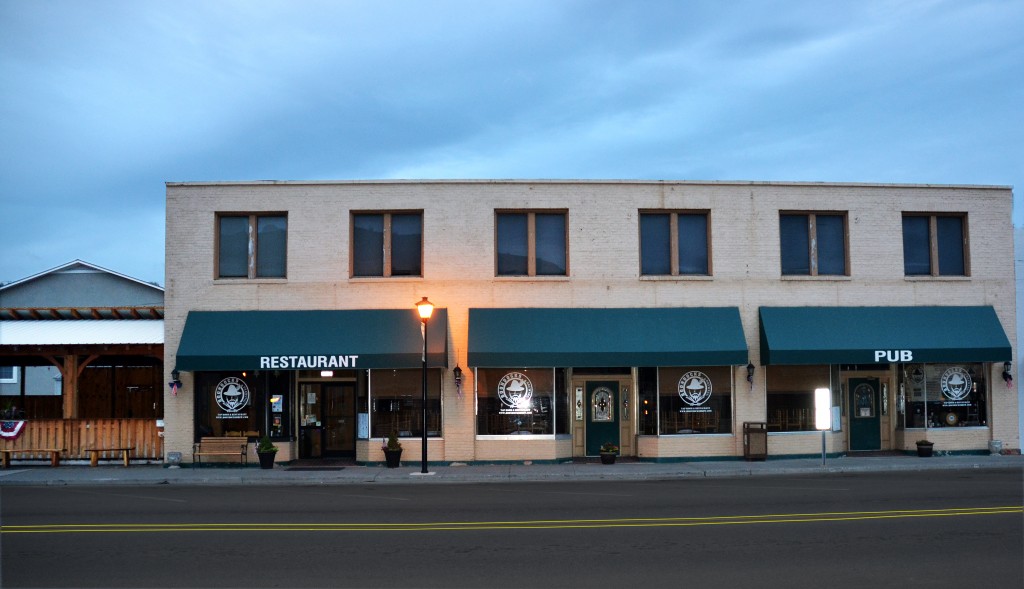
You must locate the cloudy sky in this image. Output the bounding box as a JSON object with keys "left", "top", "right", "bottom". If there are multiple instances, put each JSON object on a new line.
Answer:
{"left": 1, "top": 0, "right": 1021, "bottom": 286}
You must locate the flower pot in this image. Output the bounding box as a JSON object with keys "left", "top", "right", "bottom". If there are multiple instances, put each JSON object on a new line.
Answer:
{"left": 384, "top": 448, "right": 403, "bottom": 468}
{"left": 600, "top": 452, "right": 617, "bottom": 465}
{"left": 916, "top": 442, "right": 934, "bottom": 458}
{"left": 257, "top": 451, "right": 276, "bottom": 469}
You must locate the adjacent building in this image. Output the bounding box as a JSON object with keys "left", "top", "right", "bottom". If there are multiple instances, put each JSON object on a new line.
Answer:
{"left": 164, "top": 180, "right": 1018, "bottom": 465}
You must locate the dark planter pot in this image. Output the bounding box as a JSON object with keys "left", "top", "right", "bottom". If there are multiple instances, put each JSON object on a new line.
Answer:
{"left": 257, "top": 451, "right": 277, "bottom": 469}
{"left": 600, "top": 453, "right": 617, "bottom": 465}
{"left": 384, "top": 449, "right": 403, "bottom": 468}
{"left": 916, "top": 443, "right": 934, "bottom": 458}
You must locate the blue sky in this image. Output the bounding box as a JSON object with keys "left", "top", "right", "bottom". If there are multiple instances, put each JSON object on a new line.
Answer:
{"left": 1, "top": 0, "right": 1021, "bottom": 286}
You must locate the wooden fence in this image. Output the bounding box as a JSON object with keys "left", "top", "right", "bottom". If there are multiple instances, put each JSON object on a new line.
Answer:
{"left": 0, "top": 419, "right": 163, "bottom": 462}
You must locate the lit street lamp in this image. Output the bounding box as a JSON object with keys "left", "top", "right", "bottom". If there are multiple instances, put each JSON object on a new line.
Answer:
{"left": 415, "top": 297, "right": 435, "bottom": 474}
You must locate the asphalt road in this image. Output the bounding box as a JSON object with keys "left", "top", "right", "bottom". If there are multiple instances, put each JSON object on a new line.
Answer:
{"left": 1, "top": 468, "right": 1021, "bottom": 588}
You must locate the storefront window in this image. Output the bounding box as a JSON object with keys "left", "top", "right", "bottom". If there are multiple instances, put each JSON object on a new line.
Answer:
{"left": 637, "top": 367, "right": 658, "bottom": 435}
{"left": 899, "top": 363, "right": 986, "bottom": 429}
{"left": 658, "top": 366, "right": 732, "bottom": 434}
{"left": 370, "top": 369, "right": 441, "bottom": 438}
{"left": 477, "top": 368, "right": 564, "bottom": 435}
{"left": 766, "top": 365, "right": 830, "bottom": 432}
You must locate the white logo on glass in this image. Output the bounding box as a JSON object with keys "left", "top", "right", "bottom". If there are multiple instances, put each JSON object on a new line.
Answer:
{"left": 677, "top": 371, "right": 713, "bottom": 406}
{"left": 497, "top": 372, "right": 533, "bottom": 412}
{"left": 939, "top": 367, "right": 972, "bottom": 401}
{"left": 215, "top": 377, "right": 251, "bottom": 413}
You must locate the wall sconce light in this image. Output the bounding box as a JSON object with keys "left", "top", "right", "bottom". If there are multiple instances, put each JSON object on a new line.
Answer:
{"left": 1002, "top": 361, "right": 1013, "bottom": 387}
{"left": 746, "top": 363, "right": 755, "bottom": 389}
{"left": 168, "top": 369, "right": 182, "bottom": 396}
{"left": 453, "top": 366, "right": 463, "bottom": 397}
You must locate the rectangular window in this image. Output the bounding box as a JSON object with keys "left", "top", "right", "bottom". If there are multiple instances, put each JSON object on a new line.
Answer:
{"left": 766, "top": 365, "right": 831, "bottom": 432}
{"left": 370, "top": 369, "right": 440, "bottom": 439}
{"left": 898, "top": 363, "right": 986, "bottom": 429}
{"left": 475, "top": 368, "right": 566, "bottom": 435}
{"left": 0, "top": 366, "right": 18, "bottom": 384}
{"left": 657, "top": 366, "right": 732, "bottom": 434}
{"left": 217, "top": 214, "right": 287, "bottom": 279}
{"left": 352, "top": 212, "right": 423, "bottom": 277}
{"left": 903, "top": 214, "right": 968, "bottom": 276}
{"left": 496, "top": 211, "right": 567, "bottom": 276}
{"left": 640, "top": 211, "right": 710, "bottom": 276}
{"left": 779, "top": 212, "right": 848, "bottom": 276}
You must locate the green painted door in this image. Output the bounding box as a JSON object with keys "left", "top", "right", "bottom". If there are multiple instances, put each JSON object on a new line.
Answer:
{"left": 585, "top": 381, "right": 619, "bottom": 456}
{"left": 849, "top": 377, "right": 881, "bottom": 451}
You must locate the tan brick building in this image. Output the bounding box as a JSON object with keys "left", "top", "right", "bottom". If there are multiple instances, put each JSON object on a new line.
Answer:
{"left": 164, "top": 180, "right": 1018, "bottom": 465}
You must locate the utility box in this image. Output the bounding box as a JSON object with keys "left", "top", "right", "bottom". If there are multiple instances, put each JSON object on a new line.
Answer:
{"left": 743, "top": 422, "right": 768, "bottom": 461}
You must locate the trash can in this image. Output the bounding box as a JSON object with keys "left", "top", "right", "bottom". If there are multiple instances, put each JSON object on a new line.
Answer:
{"left": 743, "top": 422, "right": 767, "bottom": 461}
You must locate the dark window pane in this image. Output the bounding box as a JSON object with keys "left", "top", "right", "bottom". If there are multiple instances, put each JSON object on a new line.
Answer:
{"left": 218, "top": 216, "right": 249, "bottom": 277}
{"left": 390, "top": 214, "right": 422, "bottom": 276}
{"left": 640, "top": 214, "right": 671, "bottom": 275}
{"left": 936, "top": 216, "right": 965, "bottom": 276}
{"left": 780, "top": 215, "right": 810, "bottom": 275}
{"left": 678, "top": 213, "right": 709, "bottom": 275}
{"left": 256, "top": 216, "right": 287, "bottom": 278}
{"left": 902, "top": 216, "right": 931, "bottom": 275}
{"left": 815, "top": 215, "right": 846, "bottom": 275}
{"left": 534, "top": 213, "right": 566, "bottom": 275}
{"left": 353, "top": 214, "right": 384, "bottom": 277}
{"left": 496, "top": 213, "right": 528, "bottom": 275}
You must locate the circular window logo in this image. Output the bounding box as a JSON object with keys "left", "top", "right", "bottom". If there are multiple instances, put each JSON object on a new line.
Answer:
{"left": 497, "top": 372, "right": 533, "bottom": 412}
{"left": 677, "top": 371, "right": 713, "bottom": 407}
{"left": 939, "top": 367, "right": 972, "bottom": 401}
{"left": 215, "top": 377, "right": 251, "bottom": 413}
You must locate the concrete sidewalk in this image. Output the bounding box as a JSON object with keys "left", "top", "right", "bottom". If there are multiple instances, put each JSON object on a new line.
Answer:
{"left": 0, "top": 453, "right": 1020, "bottom": 486}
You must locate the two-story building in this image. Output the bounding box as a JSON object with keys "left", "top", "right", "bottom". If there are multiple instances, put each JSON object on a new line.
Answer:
{"left": 163, "top": 180, "right": 1017, "bottom": 465}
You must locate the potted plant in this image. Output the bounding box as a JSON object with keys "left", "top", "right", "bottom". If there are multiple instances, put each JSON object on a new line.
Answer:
{"left": 915, "top": 439, "right": 934, "bottom": 458}
{"left": 382, "top": 431, "right": 403, "bottom": 468}
{"left": 599, "top": 442, "right": 619, "bottom": 464}
{"left": 256, "top": 436, "right": 278, "bottom": 469}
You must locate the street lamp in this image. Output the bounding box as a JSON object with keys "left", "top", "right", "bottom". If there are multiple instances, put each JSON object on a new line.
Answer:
{"left": 415, "top": 297, "right": 435, "bottom": 474}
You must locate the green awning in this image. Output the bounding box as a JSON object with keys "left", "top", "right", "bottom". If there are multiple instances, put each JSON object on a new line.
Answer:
{"left": 175, "top": 309, "right": 448, "bottom": 371}
{"left": 468, "top": 307, "right": 748, "bottom": 368}
{"left": 759, "top": 306, "right": 1011, "bottom": 365}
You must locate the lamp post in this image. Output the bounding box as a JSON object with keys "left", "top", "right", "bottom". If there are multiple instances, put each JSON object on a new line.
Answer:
{"left": 415, "top": 297, "right": 434, "bottom": 474}
{"left": 815, "top": 387, "right": 831, "bottom": 467}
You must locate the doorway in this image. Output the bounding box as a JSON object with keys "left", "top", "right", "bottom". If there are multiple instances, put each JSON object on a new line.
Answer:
{"left": 299, "top": 382, "right": 356, "bottom": 458}
{"left": 848, "top": 377, "right": 881, "bottom": 451}
{"left": 584, "top": 380, "right": 620, "bottom": 456}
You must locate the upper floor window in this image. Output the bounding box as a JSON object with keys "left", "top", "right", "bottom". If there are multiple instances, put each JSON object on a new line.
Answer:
{"left": 495, "top": 211, "right": 567, "bottom": 276}
{"left": 779, "top": 212, "right": 848, "bottom": 276}
{"left": 217, "top": 214, "right": 287, "bottom": 279}
{"left": 639, "top": 211, "right": 710, "bottom": 276}
{"left": 352, "top": 212, "right": 423, "bottom": 277}
{"left": 902, "top": 213, "right": 968, "bottom": 276}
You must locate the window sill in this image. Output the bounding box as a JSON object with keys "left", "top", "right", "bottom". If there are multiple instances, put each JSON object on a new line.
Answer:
{"left": 903, "top": 276, "right": 971, "bottom": 281}
{"left": 349, "top": 276, "right": 424, "bottom": 282}
{"left": 779, "top": 275, "right": 852, "bottom": 281}
{"left": 640, "top": 275, "right": 714, "bottom": 282}
{"left": 213, "top": 278, "right": 288, "bottom": 284}
{"left": 493, "top": 276, "right": 570, "bottom": 282}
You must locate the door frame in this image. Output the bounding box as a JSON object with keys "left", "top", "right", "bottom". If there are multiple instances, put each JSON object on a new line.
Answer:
{"left": 845, "top": 373, "right": 889, "bottom": 452}
{"left": 571, "top": 375, "right": 634, "bottom": 458}
{"left": 297, "top": 378, "right": 357, "bottom": 459}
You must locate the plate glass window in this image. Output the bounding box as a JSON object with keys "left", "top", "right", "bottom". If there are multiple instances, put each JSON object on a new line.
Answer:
{"left": 217, "top": 214, "right": 287, "bottom": 279}
{"left": 640, "top": 212, "right": 709, "bottom": 276}
{"left": 779, "top": 212, "right": 847, "bottom": 276}
{"left": 352, "top": 212, "right": 423, "bottom": 277}
{"left": 496, "top": 211, "right": 567, "bottom": 276}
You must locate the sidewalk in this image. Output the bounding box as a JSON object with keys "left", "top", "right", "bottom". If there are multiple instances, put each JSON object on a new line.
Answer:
{"left": 0, "top": 453, "right": 1020, "bottom": 486}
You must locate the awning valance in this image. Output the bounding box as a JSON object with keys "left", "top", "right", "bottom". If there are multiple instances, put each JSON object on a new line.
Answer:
{"left": 175, "top": 309, "right": 448, "bottom": 371}
{"left": 468, "top": 307, "right": 748, "bottom": 368}
{"left": 759, "top": 306, "right": 1011, "bottom": 365}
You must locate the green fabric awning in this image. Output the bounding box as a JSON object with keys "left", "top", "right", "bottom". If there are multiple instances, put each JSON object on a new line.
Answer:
{"left": 468, "top": 307, "right": 748, "bottom": 368}
{"left": 759, "top": 306, "right": 1011, "bottom": 365}
{"left": 175, "top": 309, "right": 448, "bottom": 371}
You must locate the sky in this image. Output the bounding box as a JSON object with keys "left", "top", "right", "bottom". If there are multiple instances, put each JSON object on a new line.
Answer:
{"left": 1, "top": 0, "right": 1022, "bottom": 287}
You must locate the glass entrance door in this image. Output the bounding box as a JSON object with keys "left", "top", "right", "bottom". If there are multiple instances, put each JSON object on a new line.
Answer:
{"left": 299, "top": 382, "right": 356, "bottom": 458}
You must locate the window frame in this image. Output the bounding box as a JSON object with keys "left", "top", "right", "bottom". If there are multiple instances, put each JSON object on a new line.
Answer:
{"left": 901, "top": 213, "right": 970, "bottom": 277}
{"left": 638, "top": 210, "right": 712, "bottom": 277}
{"left": 350, "top": 210, "right": 424, "bottom": 278}
{"left": 214, "top": 212, "right": 288, "bottom": 279}
{"left": 779, "top": 211, "right": 850, "bottom": 277}
{"left": 494, "top": 210, "right": 569, "bottom": 277}
{"left": 0, "top": 366, "right": 18, "bottom": 384}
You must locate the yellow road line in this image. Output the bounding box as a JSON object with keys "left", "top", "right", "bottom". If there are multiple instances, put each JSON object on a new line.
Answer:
{"left": 2, "top": 506, "right": 1020, "bottom": 534}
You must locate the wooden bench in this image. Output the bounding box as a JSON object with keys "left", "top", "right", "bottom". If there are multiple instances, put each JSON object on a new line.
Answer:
{"left": 192, "top": 437, "right": 247, "bottom": 467}
{"left": 1, "top": 448, "right": 64, "bottom": 468}
{"left": 85, "top": 447, "right": 133, "bottom": 467}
